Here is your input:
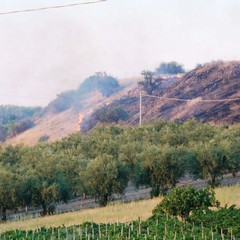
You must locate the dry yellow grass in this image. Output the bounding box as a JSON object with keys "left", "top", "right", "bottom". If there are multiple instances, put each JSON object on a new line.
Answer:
{"left": 6, "top": 109, "right": 79, "bottom": 146}
{"left": 0, "top": 198, "right": 161, "bottom": 233}
{"left": 1, "top": 184, "right": 240, "bottom": 233}
{"left": 215, "top": 184, "right": 240, "bottom": 207}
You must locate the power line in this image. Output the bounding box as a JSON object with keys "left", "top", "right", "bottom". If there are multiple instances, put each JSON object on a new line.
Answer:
{"left": 141, "top": 93, "right": 240, "bottom": 103}
{"left": 139, "top": 92, "right": 240, "bottom": 126}
{"left": 0, "top": 0, "right": 107, "bottom": 15}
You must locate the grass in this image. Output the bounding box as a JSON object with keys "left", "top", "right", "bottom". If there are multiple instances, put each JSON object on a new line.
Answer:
{"left": 215, "top": 183, "right": 240, "bottom": 207}
{"left": 0, "top": 184, "right": 240, "bottom": 234}
{"left": 0, "top": 198, "right": 161, "bottom": 233}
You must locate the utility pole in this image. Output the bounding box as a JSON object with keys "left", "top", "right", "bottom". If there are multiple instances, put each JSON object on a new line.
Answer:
{"left": 139, "top": 91, "right": 142, "bottom": 126}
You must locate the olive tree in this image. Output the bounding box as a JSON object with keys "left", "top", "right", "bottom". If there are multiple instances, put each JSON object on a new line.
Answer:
{"left": 142, "top": 144, "right": 185, "bottom": 196}
{"left": 0, "top": 165, "right": 17, "bottom": 221}
{"left": 84, "top": 154, "right": 129, "bottom": 206}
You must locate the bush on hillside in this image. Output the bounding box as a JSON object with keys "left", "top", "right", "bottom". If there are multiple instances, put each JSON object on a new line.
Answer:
{"left": 95, "top": 105, "right": 129, "bottom": 123}
{"left": 38, "top": 134, "right": 49, "bottom": 142}
{"left": 47, "top": 90, "right": 75, "bottom": 113}
{"left": 7, "top": 119, "right": 35, "bottom": 137}
{"left": 0, "top": 105, "right": 41, "bottom": 125}
{"left": 77, "top": 72, "right": 120, "bottom": 97}
{"left": 0, "top": 105, "right": 41, "bottom": 140}
{"left": 0, "top": 124, "right": 8, "bottom": 142}
{"left": 156, "top": 61, "right": 185, "bottom": 74}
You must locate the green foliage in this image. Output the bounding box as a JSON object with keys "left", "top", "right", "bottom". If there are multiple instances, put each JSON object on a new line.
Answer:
{"left": 190, "top": 204, "right": 240, "bottom": 237}
{"left": 156, "top": 61, "right": 186, "bottom": 74}
{"left": 7, "top": 119, "right": 35, "bottom": 137}
{"left": 85, "top": 154, "right": 129, "bottom": 206}
{"left": 16, "top": 144, "right": 72, "bottom": 216}
{"left": 0, "top": 105, "right": 41, "bottom": 141}
{"left": 0, "top": 105, "right": 41, "bottom": 125}
{"left": 95, "top": 105, "right": 129, "bottom": 123}
{"left": 142, "top": 144, "right": 186, "bottom": 196}
{"left": 2, "top": 209, "right": 240, "bottom": 239}
{"left": 0, "top": 145, "right": 23, "bottom": 166}
{"left": 190, "top": 141, "right": 232, "bottom": 187}
{"left": 0, "top": 120, "right": 240, "bottom": 221}
{"left": 0, "top": 124, "right": 8, "bottom": 141}
{"left": 0, "top": 165, "right": 18, "bottom": 221}
{"left": 152, "top": 186, "right": 220, "bottom": 221}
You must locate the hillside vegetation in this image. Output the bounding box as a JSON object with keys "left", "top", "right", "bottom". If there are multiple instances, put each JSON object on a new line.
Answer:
{"left": 84, "top": 61, "right": 240, "bottom": 131}
{"left": 135, "top": 61, "right": 240, "bottom": 124}
{"left": 0, "top": 106, "right": 42, "bottom": 142}
{"left": 3, "top": 61, "right": 240, "bottom": 145}
{"left": 4, "top": 73, "right": 126, "bottom": 145}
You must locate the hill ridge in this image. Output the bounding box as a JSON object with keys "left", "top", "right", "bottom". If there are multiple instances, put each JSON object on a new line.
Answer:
{"left": 4, "top": 61, "right": 240, "bottom": 145}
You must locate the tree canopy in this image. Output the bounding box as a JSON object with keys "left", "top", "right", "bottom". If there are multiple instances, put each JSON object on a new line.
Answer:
{"left": 138, "top": 70, "right": 163, "bottom": 95}
{"left": 156, "top": 61, "right": 186, "bottom": 74}
{"left": 0, "top": 120, "right": 240, "bottom": 221}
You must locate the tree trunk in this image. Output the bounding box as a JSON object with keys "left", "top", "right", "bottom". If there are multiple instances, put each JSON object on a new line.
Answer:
{"left": 211, "top": 177, "right": 216, "bottom": 187}
{"left": 150, "top": 185, "right": 160, "bottom": 197}
{"left": 41, "top": 202, "right": 48, "bottom": 216}
{"left": 99, "top": 194, "right": 108, "bottom": 207}
{"left": 2, "top": 208, "right": 7, "bottom": 221}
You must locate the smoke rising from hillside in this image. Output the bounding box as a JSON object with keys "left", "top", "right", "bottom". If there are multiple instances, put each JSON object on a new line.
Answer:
{"left": 0, "top": 0, "right": 240, "bottom": 106}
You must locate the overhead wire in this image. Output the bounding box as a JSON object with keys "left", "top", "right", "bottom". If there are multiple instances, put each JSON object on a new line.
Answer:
{"left": 0, "top": 0, "right": 107, "bottom": 15}
{"left": 141, "top": 93, "right": 240, "bottom": 103}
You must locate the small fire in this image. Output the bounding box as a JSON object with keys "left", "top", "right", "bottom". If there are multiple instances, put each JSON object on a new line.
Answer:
{"left": 77, "top": 113, "right": 84, "bottom": 131}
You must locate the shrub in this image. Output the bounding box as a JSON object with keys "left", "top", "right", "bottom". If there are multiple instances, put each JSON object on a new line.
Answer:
{"left": 95, "top": 105, "right": 129, "bottom": 123}
{"left": 38, "top": 135, "right": 49, "bottom": 142}
{"left": 156, "top": 61, "right": 185, "bottom": 74}
{"left": 0, "top": 124, "right": 8, "bottom": 142}
{"left": 47, "top": 90, "right": 75, "bottom": 113}
{"left": 152, "top": 185, "right": 220, "bottom": 221}
{"left": 7, "top": 119, "right": 35, "bottom": 137}
{"left": 77, "top": 72, "right": 120, "bottom": 97}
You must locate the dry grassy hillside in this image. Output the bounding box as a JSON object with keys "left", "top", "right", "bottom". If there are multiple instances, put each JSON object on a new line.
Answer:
{"left": 5, "top": 61, "right": 240, "bottom": 145}
{"left": 104, "top": 61, "right": 240, "bottom": 127}
{"left": 6, "top": 109, "right": 79, "bottom": 146}
{"left": 5, "top": 80, "right": 138, "bottom": 145}
{"left": 142, "top": 61, "right": 240, "bottom": 124}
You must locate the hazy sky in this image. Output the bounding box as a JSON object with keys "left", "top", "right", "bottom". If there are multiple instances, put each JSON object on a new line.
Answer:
{"left": 0, "top": 0, "right": 240, "bottom": 106}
